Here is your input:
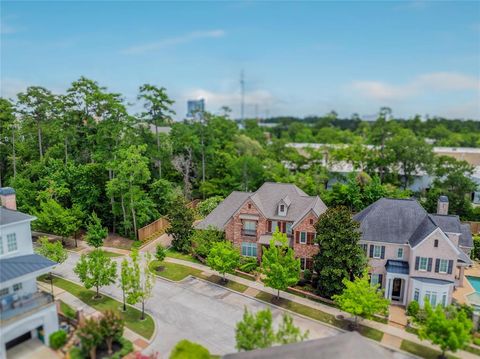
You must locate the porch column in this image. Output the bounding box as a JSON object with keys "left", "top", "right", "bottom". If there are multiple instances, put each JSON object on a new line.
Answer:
{"left": 458, "top": 267, "right": 465, "bottom": 287}
{"left": 385, "top": 276, "right": 392, "bottom": 299}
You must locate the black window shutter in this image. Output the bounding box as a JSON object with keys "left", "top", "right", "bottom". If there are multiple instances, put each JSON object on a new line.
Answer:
{"left": 381, "top": 246, "right": 385, "bottom": 259}
{"left": 447, "top": 260, "right": 453, "bottom": 274}
{"left": 415, "top": 257, "right": 419, "bottom": 270}
{"left": 427, "top": 258, "right": 433, "bottom": 272}
{"left": 434, "top": 259, "right": 440, "bottom": 273}
{"left": 378, "top": 274, "right": 383, "bottom": 289}
{"left": 369, "top": 245, "right": 374, "bottom": 258}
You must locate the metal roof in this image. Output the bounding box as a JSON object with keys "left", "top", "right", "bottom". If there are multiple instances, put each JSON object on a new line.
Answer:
{"left": 411, "top": 277, "right": 454, "bottom": 285}
{"left": 0, "top": 254, "right": 56, "bottom": 283}
{"left": 0, "top": 187, "right": 16, "bottom": 195}
{"left": 0, "top": 207, "right": 35, "bottom": 226}
{"left": 385, "top": 260, "right": 409, "bottom": 274}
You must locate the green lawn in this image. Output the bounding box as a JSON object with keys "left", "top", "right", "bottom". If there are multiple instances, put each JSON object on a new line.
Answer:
{"left": 234, "top": 271, "right": 256, "bottom": 282}
{"left": 43, "top": 276, "right": 154, "bottom": 339}
{"left": 400, "top": 340, "right": 459, "bottom": 359}
{"left": 150, "top": 260, "right": 203, "bottom": 281}
{"left": 166, "top": 249, "right": 201, "bottom": 263}
{"left": 59, "top": 300, "right": 76, "bottom": 319}
{"left": 203, "top": 274, "right": 248, "bottom": 293}
{"left": 255, "top": 291, "right": 383, "bottom": 342}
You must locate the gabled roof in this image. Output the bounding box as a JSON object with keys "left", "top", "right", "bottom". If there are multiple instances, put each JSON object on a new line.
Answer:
{"left": 0, "top": 254, "right": 56, "bottom": 283}
{"left": 222, "top": 332, "right": 395, "bottom": 359}
{"left": 354, "top": 198, "right": 474, "bottom": 256}
{"left": 195, "top": 183, "right": 327, "bottom": 230}
{"left": 0, "top": 207, "right": 35, "bottom": 226}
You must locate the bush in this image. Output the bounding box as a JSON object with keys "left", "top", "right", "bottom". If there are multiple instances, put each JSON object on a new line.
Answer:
{"left": 473, "top": 235, "right": 480, "bottom": 260}
{"left": 473, "top": 337, "right": 480, "bottom": 346}
{"left": 406, "top": 300, "right": 420, "bottom": 318}
{"left": 49, "top": 330, "right": 67, "bottom": 350}
{"left": 169, "top": 339, "right": 211, "bottom": 359}
{"left": 109, "top": 337, "right": 134, "bottom": 359}
{"left": 191, "top": 226, "right": 224, "bottom": 259}
{"left": 239, "top": 257, "right": 258, "bottom": 273}
{"left": 155, "top": 244, "right": 166, "bottom": 262}
{"left": 303, "top": 269, "right": 312, "bottom": 282}
{"left": 69, "top": 347, "right": 84, "bottom": 359}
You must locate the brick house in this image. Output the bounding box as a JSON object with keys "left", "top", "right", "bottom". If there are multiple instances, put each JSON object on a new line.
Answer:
{"left": 354, "top": 196, "right": 473, "bottom": 307}
{"left": 195, "top": 182, "right": 327, "bottom": 270}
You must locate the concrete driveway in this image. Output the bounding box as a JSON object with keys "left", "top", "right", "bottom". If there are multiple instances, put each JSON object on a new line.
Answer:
{"left": 54, "top": 252, "right": 341, "bottom": 357}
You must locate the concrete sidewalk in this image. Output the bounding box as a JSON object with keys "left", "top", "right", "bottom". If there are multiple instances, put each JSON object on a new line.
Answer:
{"left": 37, "top": 281, "right": 151, "bottom": 353}
{"left": 164, "top": 257, "right": 478, "bottom": 359}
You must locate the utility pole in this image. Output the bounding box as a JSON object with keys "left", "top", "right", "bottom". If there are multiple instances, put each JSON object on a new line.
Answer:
{"left": 240, "top": 70, "right": 245, "bottom": 123}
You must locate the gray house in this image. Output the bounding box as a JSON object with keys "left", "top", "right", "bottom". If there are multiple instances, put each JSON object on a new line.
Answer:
{"left": 354, "top": 196, "right": 473, "bottom": 307}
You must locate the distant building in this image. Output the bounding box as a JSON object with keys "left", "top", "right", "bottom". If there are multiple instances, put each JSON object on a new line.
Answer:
{"left": 0, "top": 188, "right": 59, "bottom": 357}
{"left": 187, "top": 99, "right": 205, "bottom": 119}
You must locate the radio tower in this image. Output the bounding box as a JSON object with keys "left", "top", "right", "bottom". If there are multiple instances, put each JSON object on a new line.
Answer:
{"left": 240, "top": 70, "right": 245, "bottom": 122}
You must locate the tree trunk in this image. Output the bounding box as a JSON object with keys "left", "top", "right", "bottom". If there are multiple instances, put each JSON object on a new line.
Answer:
{"left": 141, "top": 300, "right": 145, "bottom": 320}
{"left": 96, "top": 285, "right": 100, "bottom": 299}
{"left": 108, "top": 169, "right": 116, "bottom": 234}
{"left": 106, "top": 337, "right": 113, "bottom": 355}
{"left": 277, "top": 289, "right": 280, "bottom": 300}
{"left": 122, "top": 288, "right": 126, "bottom": 312}
{"left": 89, "top": 346, "right": 97, "bottom": 359}
{"left": 37, "top": 120, "right": 43, "bottom": 159}
{"left": 156, "top": 124, "right": 161, "bottom": 178}
{"left": 120, "top": 194, "right": 127, "bottom": 236}
{"left": 129, "top": 188, "right": 138, "bottom": 240}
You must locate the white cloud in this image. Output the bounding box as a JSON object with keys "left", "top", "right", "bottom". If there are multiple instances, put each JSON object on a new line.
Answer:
{"left": 351, "top": 72, "right": 479, "bottom": 101}
{"left": 0, "top": 78, "right": 28, "bottom": 99}
{"left": 122, "top": 29, "right": 225, "bottom": 54}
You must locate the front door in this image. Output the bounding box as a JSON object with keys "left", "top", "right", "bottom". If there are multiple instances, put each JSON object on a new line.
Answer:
{"left": 392, "top": 278, "right": 402, "bottom": 300}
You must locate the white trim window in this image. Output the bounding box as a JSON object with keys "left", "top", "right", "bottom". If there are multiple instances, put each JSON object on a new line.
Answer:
{"left": 438, "top": 259, "right": 448, "bottom": 274}
{"left": 419, "top": 257, "right": 428, "bottom": 271}
{"left": 7, "top": 233, "right": 17, "bottom": 252}
{"left": 13, "top": 283, "right": 22, "bottom": 292}
{"left": 300, "top": 232, "right": 307, "bottom": 244}
{"left": 0, "top": 288, "right": 9, "bottom": 297}
{"left": 300, "top": 258, "right": 307, "bottom": 270}
{"left": 370, "top": 274, "right": 380, "bottom": 286}
{"left": 397, "top": 248, "right": 403, "bottom": 259}
{"left": 241, "top": 242, "right": 257, "bottom": 257}
{"left": 373, "top": 245, "right": 382, "bottom": 259}
{"left": 413, "top": 288, "right": 420, "bottom": 302}
{"left": 243, "top": 221, "right": 257, "bottom": 236}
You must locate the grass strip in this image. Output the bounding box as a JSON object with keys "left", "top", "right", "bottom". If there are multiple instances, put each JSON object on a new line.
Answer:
{"left": 166, "top": 249, "right": 201, "bottom": 263}
{"left": 255, "top": 291, "right": 383, "bottom": 342}
{"left": 203, "top": 274, "right": 249, "bottom": 293}
{"left": 59, "top": 300, "right": 76, "bottom": 319}
{"left": 400, "top": 340, "right": 459, "bottom": 359}
{"left": 150, "top": 260, "right": 203, "bottom": 281}
{"left": 103, "top": 251, "right": 123, "bottom": 258}
{"left": 41, "top": 276, "right": 154, "bottom": 339}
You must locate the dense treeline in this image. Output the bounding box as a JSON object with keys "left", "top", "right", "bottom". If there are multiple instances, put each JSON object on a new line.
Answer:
{"left": 0, "top": 79, "right": 478, "bottom": 240}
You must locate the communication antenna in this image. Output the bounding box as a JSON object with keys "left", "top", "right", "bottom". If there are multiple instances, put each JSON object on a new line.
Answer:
{"left": 240, "top": 70, "right": 245, "bottom": 122}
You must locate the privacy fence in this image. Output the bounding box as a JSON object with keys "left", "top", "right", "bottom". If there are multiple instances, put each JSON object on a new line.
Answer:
{"left": 138, "top": 217, "right": 170, "bottom": 241}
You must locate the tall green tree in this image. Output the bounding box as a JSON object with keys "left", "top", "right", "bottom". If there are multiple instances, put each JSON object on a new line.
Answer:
{"left": 333, "top": 270, "right": 390, "bottom": 328}
{"left": 74, "top": 249, "right": 117, "bottom": 298}
{"left": 261, "top": 230, "right": 300, "bottom": 299}
{"left": 418, "top": 302, "right": 472, "bottom": 359}
{"left": 85, "top": 212, "right": 108, "bottom": 248}
{"left": 313, "top": 206, "right": 367, "bottom": 298}
{"left": 76, "top": 318, "right": 103, "bottom": 359}
{"left": 125, "top": 249, "right": 154, "bottom": 320}
{"left": 137, "top": 84, "right": 175, "bottom": 178}
{"left": 206, "top": 241, "right": 240, "bottom": 282}
{"left": 99, "top": 310, "right": 124, "bottom": 355}
{"left": 166, "top": 197, "right": 195, "bottom": 253}
{"left": 235, "top": 308, "right": 275, "bottom": 351}
{"left": 36, "top": 237, "right": 68, "bottom": 264}
{"left": 169, "top": 340, "right": 211, "bottom": 359}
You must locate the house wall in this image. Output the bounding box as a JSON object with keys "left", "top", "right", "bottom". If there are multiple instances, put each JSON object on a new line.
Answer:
{"left": 293, "top": 211, "right": 319, "bottom": 260}
{"left": 0, "top": 221, "right": 34, "bottom": 259}
{"left": 225, "top": 200, "right": 267, "bottom": 260}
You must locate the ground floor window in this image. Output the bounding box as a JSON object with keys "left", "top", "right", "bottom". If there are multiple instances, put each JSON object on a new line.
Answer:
{"left": 13, "top": 283, "right": 22, "bottom": 292}
{"left": 0, "top": 288, "right": 9, "bottom": 297}
{"left": 414, "top": 288, "right": 420, "bottom": 302}
{"left": 241, "top": 242, "right": 257, "bottom": 257}
{"left": 371, "top": 274, "right": 380, "bottom": 286}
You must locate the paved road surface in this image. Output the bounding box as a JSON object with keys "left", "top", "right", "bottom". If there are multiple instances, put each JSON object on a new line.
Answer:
{"left": 54, "top": 252, "right": 341, "bottom": 356}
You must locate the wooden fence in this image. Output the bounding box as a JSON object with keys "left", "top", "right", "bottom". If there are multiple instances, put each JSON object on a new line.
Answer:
{"left": 465, "top": 221, "right": 480, "bottom": 234}
{"left": 138, "top": 217, "right": 170, "bottom": 241}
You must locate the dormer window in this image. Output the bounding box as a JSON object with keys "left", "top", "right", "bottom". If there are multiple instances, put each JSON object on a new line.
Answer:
{"left": 278, "top": 196, "right": 290, "bottom": 217}
{"left": 280, "top": 204, "right": 285, "bottom": 212}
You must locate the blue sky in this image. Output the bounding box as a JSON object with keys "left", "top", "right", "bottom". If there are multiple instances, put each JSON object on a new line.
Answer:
{"left": 1, "top": 1, "right": 479, "bottom": 120}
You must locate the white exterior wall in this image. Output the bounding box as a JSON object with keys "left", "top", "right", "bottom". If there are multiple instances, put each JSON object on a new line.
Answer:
{"left": 0, "top": 303, "right": 58, "bottom": 358}
{"left": 0, "top": 220, "right": 34, "bottom": 259}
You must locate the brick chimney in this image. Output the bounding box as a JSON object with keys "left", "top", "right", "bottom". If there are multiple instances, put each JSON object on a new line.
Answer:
{"left": 0, "top": 187, "right": 17, "bottom": 211}
{"left": 437, "top": 195, "right": 448, "bottom": 215}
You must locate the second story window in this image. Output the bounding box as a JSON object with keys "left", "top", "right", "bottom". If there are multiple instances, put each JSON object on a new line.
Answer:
{"left": 300, "top": 232, "right": 307, "bottom": 244}
{"left": 7, "top": 233, "right": 17, "bottom": 252}
{"left": 419, "top": 257, "right": 428, "bottom": 271}
{"left": 397, "top": 248, "right": 403, "bottom": 259}
{"left": 373, "top": 245, "right": 382, "bottom": 259}
{"left": 13, "top": 283, "right": 22, "bottom": 292}
{"left": 0, "top": 288, "right": 9, "bottom": 297}
{"left": 242, "top": 221, "right": 257, "bottom": 236}
{"left": 434, "top": 239, "right": 438, "bottom": 248}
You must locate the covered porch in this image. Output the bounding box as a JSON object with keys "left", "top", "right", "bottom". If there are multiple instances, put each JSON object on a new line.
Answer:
{"left": 384, "top": 260, "right": 409, "bottom": 306}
